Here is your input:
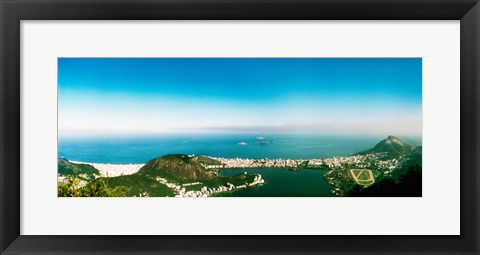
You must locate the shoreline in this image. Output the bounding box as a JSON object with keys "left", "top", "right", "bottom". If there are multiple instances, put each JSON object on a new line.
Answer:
{"left": 68, "top": 160, "right": 145, "bottom": 177}
{"left": 63, "top": 151, "right": 401, "bottom": 177}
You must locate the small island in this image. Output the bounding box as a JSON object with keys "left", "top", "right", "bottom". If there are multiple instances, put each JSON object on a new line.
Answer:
{"left": 58, "top": 136, "right": 422, "bottom": 197}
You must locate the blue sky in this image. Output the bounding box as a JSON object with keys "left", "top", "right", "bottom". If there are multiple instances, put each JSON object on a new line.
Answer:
{"left": 58, "top": 58, "right": 422, "bottom": 137}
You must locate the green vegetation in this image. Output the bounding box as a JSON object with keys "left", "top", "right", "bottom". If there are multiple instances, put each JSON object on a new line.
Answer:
{"left": 324, "top": 136, "right": 422, "bottom": 196}
{"left": 57, "top": 136, "right": 421, "bottom": 197}
{"left": 180, "top": 174, "right": 255, "bottom": 192}
{"left": 203, "top": 173, "right": 255, "bottom": 187}
{"left": 391, "top": 146, "right": 422, "bottom": 182}
{"left": 58, "top": 158, "right": 99, "bottom": 181}
{"left": 57, "top": 157, "right": 175, "bottom": 197}
{"left": 58, "top": 176, "right": 128, "bottom": 197}
{"left": 355, "top": 135, "right": 413, "bottom": 159}
{"left": 347, "top": 139, "right": 422, "bottom": 196}
{"left": 147, "top": 156, "right": 255, "bottom": 188}
{"left": 348, "top": 165, "right": 422, "bottom": 197}
{"left": 63, "top": 154, "right": 259, "bottom": 197}
{"left": 192, "top": 156, "right": 222, "bottom": 166}
{"left": 138, "top": 154, "right": 214, "bottom": 180}
{"left": 89, "top": 174, "right": 175, "bottom": 197}
{"left": 135, "top": 154, "right": 258, "bottom": 193}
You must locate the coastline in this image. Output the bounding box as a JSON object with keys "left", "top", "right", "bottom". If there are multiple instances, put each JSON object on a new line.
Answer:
{"left": 60, "top": 150, "right": 411, "bottom": 197}
{"left": 64, "top": 151, "right": 402, "bottom": 177}
{"left": 68, "top": 160, "right": 145, "bottom": 177}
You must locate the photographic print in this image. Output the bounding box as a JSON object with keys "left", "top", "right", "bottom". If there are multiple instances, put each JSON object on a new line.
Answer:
{"left": 57, "top": 58, "right": 422, "bottom": 197}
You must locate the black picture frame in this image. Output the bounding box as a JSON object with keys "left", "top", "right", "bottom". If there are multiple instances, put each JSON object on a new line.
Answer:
{"left": 1, "top": 0, "right": 479, "bottom": 254}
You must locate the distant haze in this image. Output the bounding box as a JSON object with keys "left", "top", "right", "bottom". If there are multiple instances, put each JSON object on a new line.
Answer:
{"left": 58, "top": 58, "right": 422, "bottom": 137}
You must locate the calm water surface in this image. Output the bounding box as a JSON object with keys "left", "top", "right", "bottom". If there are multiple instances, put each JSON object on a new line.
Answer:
{"left": 58, "top": 134, "right": 421, "bottom": 164}
{"left": 58, "top": 134, "right": 421, "bottom": 197}
{"left": 219, "top": 168, "right": 333, "bottom": 197}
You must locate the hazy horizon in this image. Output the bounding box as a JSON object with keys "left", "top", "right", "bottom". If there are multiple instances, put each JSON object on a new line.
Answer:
{"left": 58, "top": 58, "right": 422, "bottom": 138}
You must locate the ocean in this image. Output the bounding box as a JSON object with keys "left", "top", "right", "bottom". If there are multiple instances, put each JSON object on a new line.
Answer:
{"left": 58, "top": 134, "right": 422, "bottom": 164}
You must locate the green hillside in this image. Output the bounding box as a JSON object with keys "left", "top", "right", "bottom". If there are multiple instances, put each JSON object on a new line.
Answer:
{"left": 192, "top": 155, "right": 222, "bottom": 166}
{"left": 138, "top": 154, "right": 215, "bottom": 180}
{"left": 85, "top": 154, "right": 258, "bottom": 197}
{"left": 58, "top": 158, "right": 99, "bottom": 181}
{"left": 89, "top": 174, "right": 175, "bottom": 197}
{"left": 349, "top": 164, "right": 422, "bottom": 197}
{"left": 391, "top": 146, "right": 422, "bottom": 181}
{"left": 355, "top": 136, "right": 413, "bottom": 159}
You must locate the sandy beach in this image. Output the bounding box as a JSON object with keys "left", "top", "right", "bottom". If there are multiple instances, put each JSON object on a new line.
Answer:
{"left": 70, "top": 161, "right": 145, "bottom": 177}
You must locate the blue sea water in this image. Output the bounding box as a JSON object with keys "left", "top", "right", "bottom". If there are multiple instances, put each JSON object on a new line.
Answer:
{"left": 58, "top": 134, "right": 422, "bottom": 164}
